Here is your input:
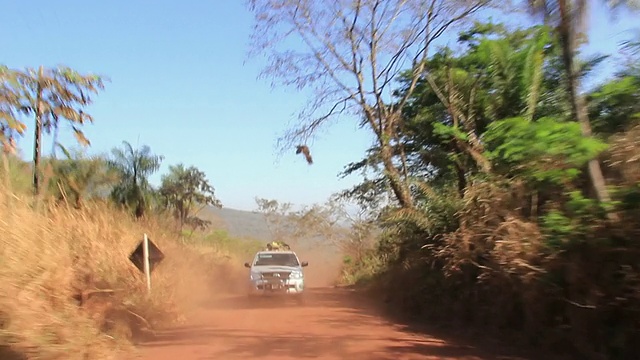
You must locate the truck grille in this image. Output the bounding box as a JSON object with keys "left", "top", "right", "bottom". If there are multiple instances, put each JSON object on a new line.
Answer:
{"left": 261, "top": 271, "right": 291, "bottom": 279}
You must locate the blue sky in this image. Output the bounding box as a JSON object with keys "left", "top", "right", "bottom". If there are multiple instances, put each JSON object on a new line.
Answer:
{"left": 1, "top": 1, "right": 637, "bottom": 211}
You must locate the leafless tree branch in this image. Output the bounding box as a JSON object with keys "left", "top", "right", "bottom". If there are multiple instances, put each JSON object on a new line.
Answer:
{"left": 247, "top": 0, "right": 497, "bottom": 208}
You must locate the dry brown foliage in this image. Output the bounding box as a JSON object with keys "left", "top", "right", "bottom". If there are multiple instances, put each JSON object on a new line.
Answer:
{"left": 0, "top": 185, "right": 243, "bottom": 360}
{"left": 605, "top": 122, "right": 640, "bottom": 185}
{"left": 439, "top": 178, "right": 545, "bottom": 279}
{"left": 380, "top": 172, "right": 640, "bottom": 358}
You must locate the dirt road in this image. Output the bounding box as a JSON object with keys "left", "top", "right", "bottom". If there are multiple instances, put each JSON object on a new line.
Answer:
{"left": 133, "top": 287, "right": 536, "bottom": 360}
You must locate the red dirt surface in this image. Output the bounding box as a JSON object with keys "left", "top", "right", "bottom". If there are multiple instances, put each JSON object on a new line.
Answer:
{"left": 131, "top": 287, "right": 540, "bottom": 360}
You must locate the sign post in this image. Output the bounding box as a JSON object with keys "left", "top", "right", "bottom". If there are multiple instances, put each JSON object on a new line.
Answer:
{"left": 143, "top": 233, "right": 151, "bottom": 294}
{"left": 129, "top": 234, "right": 165, "bottom": 295}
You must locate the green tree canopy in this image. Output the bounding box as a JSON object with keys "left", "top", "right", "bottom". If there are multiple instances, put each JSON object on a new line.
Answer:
{"left": 48, "top": 147, "right": 119, "bottom": 209}
{"left": 108, "top": 141, "right": 163, "bottom": 218}
{"left": 158, "top": 163, "right": 222, "bottom": 231}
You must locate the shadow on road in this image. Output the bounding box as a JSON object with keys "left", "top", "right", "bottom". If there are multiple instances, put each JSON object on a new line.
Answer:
{"left": 198, "top": 286, "right": 347, "bottom": 310}
{"left": 0, "top": 346, "right": 26, "bottom": 360}
{"left": 139, "top": 326, "right": 508, "bottom": 359}
{"left": 137, "top": 287, "right": 543, "bottom": 359}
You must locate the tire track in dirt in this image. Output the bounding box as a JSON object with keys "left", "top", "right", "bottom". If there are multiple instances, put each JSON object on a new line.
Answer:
{"left": 131, "top": 287, "right": 536, "bottom": 360}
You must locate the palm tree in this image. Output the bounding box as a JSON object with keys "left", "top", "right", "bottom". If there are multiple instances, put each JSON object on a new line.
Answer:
{"left": 525, "top": 0, "right": 639, "bottom": 214}
{"left": 108, "top": 141, "right": 163, "bottom": 218}
{"left": 0, "top": 66, "right": 26, "bottom": 153}
{"left": 621, "top": 29, "right": 640, "bottom": 55}
{"left": 620, "top": 29, "right": 640, "bottom": 73}
{"left": 14, "top": 66, "right": 105, "bottom": 195}
{"left": 49, "top": 146, "right": 119, "bottom": 209}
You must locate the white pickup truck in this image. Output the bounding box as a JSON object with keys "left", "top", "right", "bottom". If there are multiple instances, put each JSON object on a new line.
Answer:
{"left": 244, "top": 245, "right": 308, "bottom": 304}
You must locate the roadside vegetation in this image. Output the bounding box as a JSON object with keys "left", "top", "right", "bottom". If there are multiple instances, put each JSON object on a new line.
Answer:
{"left": 3, "top": 1, "right": 640, "bottom": 359}
{"left": 247, "top": 1, "right": 640, "bottom": 359}
{"left": 0, "top": 67, "right": 255, "bottom": 359}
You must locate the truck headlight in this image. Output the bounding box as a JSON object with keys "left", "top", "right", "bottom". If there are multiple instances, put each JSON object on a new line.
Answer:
{"left": 250, "top": 272, "right": 262, "bottom": 280}
{"left": 290, "top": 271, "right": 303, "bottom": 279}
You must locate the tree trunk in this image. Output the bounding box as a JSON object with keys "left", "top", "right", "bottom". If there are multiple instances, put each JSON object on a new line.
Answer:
{"left": 74, "top": 194, "right": 83, "bottom": 209}
{"left": 179, "top": 202, "right": 186, "bottom": 232}
{"left": 51, "top": 124, "right": 60, "bottom": 158}
{"left": 32, "top": 66, "right": 44, "bottom": 196}
{"left": 557, "top": 0, "right": 615, "bottom": 214}
{"left": 455, "top": 163, "right": 467, "bottom": 199}
{"left": 379, "top": 143, "right": 414, "bottom": 209}
{"left": 135, "top": 198, "right": 145, "bottom": 219}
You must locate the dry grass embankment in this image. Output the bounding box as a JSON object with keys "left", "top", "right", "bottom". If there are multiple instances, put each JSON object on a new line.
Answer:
{"left": 0, "top": 184, "right": 246, "bottom": 360}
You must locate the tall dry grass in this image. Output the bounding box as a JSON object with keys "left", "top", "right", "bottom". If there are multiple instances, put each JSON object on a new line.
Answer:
{"left": 0, "top": 181, "right": 244, "bottom": 359}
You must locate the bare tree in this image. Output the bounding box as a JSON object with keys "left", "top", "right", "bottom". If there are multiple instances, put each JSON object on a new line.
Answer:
{"left": 290, "top": 197, "right": 378, "bottom": 261}
{"left": 253, "top": 197, "right": 297, "bottom": 242}
{"left": 247, "top": 0, "right": 495, "bottom": 209}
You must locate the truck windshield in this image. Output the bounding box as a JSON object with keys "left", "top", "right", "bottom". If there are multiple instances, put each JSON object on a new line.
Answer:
{"left": 254, "top": 253, "right": 299, "bottom": 266}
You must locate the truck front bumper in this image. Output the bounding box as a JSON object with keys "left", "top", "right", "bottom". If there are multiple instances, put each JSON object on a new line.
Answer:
{"left": 248, "top": 278, "right": 305, "bottom": 296}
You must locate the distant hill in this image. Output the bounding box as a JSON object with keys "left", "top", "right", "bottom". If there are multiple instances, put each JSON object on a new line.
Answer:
{"left": 203, "top": 206, "right": 273, "bottom": 241}
{"left": 200, "top": 206, "right": 344, "bottom": 286}
{"left": 199, "top": 205, "right": 341, "bottom": 254}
